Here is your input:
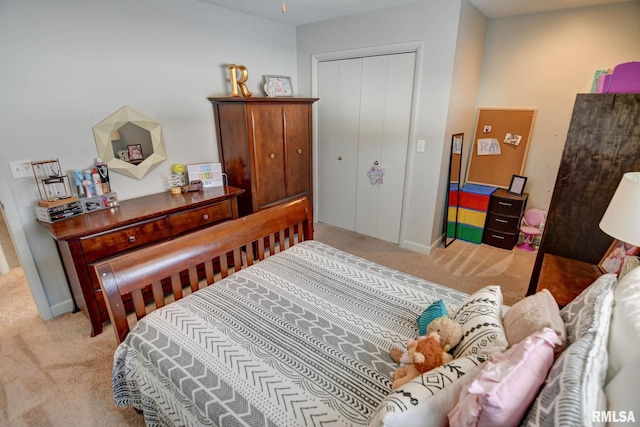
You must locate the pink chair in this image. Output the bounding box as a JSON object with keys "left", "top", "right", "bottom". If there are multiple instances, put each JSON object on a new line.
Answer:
{"left": 517, "top": 209, "right": 546, "bottom": 251}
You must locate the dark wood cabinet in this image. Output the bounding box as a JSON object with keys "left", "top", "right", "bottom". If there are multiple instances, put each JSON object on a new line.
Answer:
{"left": 528, "top": 93, "right": 640, "bottom": 295}
{"left": 482, "top": 189, "right": 528, "bottom": 249}
{"left": 536, "top": 254, "right": 602, "bottom": 307}
{"left": 210, "top": 97, "right": 318, "bottom": 217}
{"left": 40, "top": 186, "right": 244, "bottom": 336}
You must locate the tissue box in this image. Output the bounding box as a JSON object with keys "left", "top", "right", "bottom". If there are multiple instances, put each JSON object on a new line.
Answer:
{"left": 82, "top": 192, "right": 119, "bottom": 212}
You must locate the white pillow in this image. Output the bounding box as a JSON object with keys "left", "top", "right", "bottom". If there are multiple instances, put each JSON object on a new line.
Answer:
{"left": 452, "top": 285, "right": 508, "bottom": 358}
{"left": 605, "top": 352, "right": 640, "bottom": 426}
{"left": 607, "top": 265, "right": 640, "bottom": 382}
{"left": 369, "top": 355, "right": 487, "bottom": 427}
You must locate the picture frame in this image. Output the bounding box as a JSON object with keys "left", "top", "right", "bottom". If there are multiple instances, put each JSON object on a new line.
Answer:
{"left": 507, "top": 174, "right": 527, "bottom": 196}
{"left": 598, "top": 239, "right": 640, "bottom": 275}
{"left": 263, "top": 75, "right": 293, "bottom": 97}
{"left": 127, "top": 144, "right": 143, "bottom": 162}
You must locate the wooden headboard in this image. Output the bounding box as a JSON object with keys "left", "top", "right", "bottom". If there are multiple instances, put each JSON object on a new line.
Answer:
{"left": 94, "top": 197, "right": 313, "bottom": 343}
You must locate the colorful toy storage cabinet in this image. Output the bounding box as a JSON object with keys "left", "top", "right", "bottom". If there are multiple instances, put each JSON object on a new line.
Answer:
{"left": 456, "top": 184, "right": 496, "bottom": 243}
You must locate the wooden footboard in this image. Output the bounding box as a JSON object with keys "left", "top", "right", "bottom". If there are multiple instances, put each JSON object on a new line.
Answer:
{"left": 94, "top": 197, "right": 313, "bottom": 343}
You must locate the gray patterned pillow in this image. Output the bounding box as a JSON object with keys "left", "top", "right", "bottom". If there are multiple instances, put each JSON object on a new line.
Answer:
{"left": 521, "top": 274, "right": 616, "bottom": 426}
{"left": 369, "top": 354, "right": 487, "bottom": 427}
{"left": 451, "top": 285, "right": 508, "bottom": 358}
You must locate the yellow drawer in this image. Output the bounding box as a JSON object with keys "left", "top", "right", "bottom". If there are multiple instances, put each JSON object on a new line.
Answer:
{"left": 448, "top": 206, "right": 458, "bottom": 222}
{"left": 457, "top": 208, "right": 487, "bottom": 228}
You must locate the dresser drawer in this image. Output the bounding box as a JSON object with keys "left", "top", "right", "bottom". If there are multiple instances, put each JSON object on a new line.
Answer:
{"left": 485, "top": 212, "right": 521, "bottom": 233}
{"left": 482, "top": 230, "right": 518, "bottom": 250}
{"left": 169, "top": 200, "right": 233, "bottom": 236}
{"left": 80, "top": 217, "right": 171, "bottom": 264}
{"left": 488, "top": 197, "right": 525, "bottom": 216}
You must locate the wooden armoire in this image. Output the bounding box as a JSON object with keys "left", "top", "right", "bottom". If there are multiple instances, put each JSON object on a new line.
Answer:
{"left": 210, "top": 97, "right": 318, "bottom": 217}
{"left": 527, "top": 93, "right": 640, "bottom": 294}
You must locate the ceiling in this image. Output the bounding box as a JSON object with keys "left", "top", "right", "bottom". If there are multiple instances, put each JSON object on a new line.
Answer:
{"left": 196, "top": 0, "right": 637, "bottom": 26}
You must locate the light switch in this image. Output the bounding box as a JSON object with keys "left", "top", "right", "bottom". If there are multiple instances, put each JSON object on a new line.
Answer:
{"left": 417, "top": 139, "right": 425, "bottom": 152}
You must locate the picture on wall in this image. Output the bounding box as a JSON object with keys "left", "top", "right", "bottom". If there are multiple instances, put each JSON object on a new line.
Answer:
{"left": 598, "top": 239, "right": 640, "bottom": 275}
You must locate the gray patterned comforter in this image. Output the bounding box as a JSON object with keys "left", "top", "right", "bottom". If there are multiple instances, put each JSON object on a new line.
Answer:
{"left": 112, "top": 240, "right": 468, "bottom": 426}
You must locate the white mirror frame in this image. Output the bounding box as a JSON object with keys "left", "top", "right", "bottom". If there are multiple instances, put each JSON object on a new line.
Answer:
{"left": 93, "top": 106, "right": 167, "bottom": 180}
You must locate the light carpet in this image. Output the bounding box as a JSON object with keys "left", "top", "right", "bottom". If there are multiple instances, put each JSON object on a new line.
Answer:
{"left": 0, "top": 224, "right": 535, "bottom": 426}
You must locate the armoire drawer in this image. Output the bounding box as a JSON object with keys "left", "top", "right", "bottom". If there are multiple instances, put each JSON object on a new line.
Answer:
{"left": 80, "top": 217, "right": 171, "bottom": 264}
{"left": 169, "top": 200, "right": 233, "bottom": 236}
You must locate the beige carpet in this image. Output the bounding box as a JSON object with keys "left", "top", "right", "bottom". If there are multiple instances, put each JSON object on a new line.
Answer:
{"left": 0, "top": 224, "right": 535, "bottom": 426}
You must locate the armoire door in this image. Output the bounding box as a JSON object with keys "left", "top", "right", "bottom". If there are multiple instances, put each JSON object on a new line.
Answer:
{"left": 250, "top": 104, "right": 287, "bottom": 208}
{"left": 318, "top": 52, "right": 415, "bottom": 244}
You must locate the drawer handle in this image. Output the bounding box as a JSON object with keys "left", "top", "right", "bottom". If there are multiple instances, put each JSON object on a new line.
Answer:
{"left": 498, "top": 201, "right": 513, "bottom": 206}
{"left": 297, "top": 149, "right": 302, "bottom": 154}
{"left": 128, "top": 236, "right": 136, "bottom": 243}
{"left": 492, "top": 234, "right": 505, "bottom": 239}
{"left": 495, "top": 218, "right": 508, "bottom": 223}
{"left": 202, "top": 214, "right": 209, "bottom": 221}
{"left": 269, "top": 153, "right": 275, "bottom": 159}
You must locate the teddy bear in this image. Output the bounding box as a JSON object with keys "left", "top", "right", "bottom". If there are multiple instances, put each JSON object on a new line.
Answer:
{"left": 389, "top": 316, "right": 462, "bottom": 364}
{"left": 427, "top": 316, "right": 462, "bottom": 353}
{"left": 390, "top": 331, "right": 454, "bottom": 389}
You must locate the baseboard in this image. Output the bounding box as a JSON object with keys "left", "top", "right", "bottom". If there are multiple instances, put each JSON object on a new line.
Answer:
{"left": 400, "top": 239, "right": 432, "bottom": 255}
{"left": 50, "top": 298, "right": 75, "bottom": 317}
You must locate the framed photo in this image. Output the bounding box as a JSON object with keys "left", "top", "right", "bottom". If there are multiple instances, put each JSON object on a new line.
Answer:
{"left": 507, "top": 174, "right": 527, "bottom": 196}
{"left": 598, "top": 239, "right": 640, "bottom": 275}
{"left": 264, "top": 75, "right": 293, "bottom": 97}
{"left": 127, "top": 144, "right": 143, "bottom": 161}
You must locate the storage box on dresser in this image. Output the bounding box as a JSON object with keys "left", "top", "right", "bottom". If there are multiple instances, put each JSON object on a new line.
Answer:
{"left": 483, "top": 189, "right": 528, "bottom": 250}
{"left": 210, "top": 97, "right": 318, "bottom": 217}
{"left": 39, "top": 186, "right": 244, "bottom": 336}
{"left": 456, "top": 184, "right": 496, "bottom": 243}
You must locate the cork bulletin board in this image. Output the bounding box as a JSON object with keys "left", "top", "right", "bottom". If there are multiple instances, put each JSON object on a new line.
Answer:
{"left": 466, "top": 108, "right": 536, "bottom": 188}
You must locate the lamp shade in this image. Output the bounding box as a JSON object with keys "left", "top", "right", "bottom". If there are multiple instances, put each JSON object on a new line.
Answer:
{"left": 599, "top": 172, "right": 640, "bottom": 247}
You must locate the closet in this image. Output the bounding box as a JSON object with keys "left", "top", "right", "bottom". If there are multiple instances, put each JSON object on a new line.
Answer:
{"left": 317, "top": 52, "right": 415, "bottom": 244}
{"left": 210, "top": 97, "right": 318, "bottom": 217}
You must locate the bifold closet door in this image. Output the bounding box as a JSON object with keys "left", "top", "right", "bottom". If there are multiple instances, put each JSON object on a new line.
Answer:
{"left": 354, "top": 53, "right": 414, "bottom": 243}
{"left": 317, "top": 58, "right": 361, "bottom": 231}
{"left": 318, "top": 52, "right": 414, "bottom": 244}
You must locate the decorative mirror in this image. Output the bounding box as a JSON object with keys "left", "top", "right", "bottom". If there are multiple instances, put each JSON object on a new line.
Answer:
{"left": 443, "top": 133, "right": 463, "bottom": 248}
{"left": 93, "top": 106, "right": 167, "bottom": 180}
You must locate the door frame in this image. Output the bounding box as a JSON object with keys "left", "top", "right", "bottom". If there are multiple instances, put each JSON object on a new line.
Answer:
{"left": 0, "top": 170, "right": 53, "bottom": 320}
{"left": 311, "top": 41, "right": 423, "bottom": 247}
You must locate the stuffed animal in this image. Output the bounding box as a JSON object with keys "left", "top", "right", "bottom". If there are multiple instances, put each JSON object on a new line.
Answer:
{"left": 427, "top": 316, "right": 462, "bottom": 352}
{"left": 390, "top": 331, "right": 454, "bottom": 389}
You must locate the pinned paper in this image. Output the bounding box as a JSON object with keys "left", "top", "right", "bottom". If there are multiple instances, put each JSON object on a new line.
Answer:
{"left": 504, "top": 133, "right": 522, "bottom": 146}
{"left": 477, "top": 138, "right": 501, "bottom": 155}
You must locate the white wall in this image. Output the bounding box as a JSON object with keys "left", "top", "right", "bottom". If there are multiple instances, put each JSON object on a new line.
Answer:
{"left": 477, "top": 2, "right": 640, "bottom": 212}
{"left": 297, "top": 0, "right": 481, "bottom": 254}
{"left": 0, "top": 0, "right": 298, "bottom": 318}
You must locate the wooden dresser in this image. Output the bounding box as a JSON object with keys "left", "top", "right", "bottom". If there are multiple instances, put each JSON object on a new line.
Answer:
{"left": 209, "top": 97, "right": 318, "bottom": 217}
{"left": 482, "top": 189, "right": 528, "bottom": 250}
{"left": 40, "top": 186, "right": 244, "bottom": 336}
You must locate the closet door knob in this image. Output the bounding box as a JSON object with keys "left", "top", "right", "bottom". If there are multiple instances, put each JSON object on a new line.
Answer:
{"left": 297, "top": 149, "right": 302, "bottom": 154}
{"left": 338, "top": 156, "right": 343, "bottom": 161}
{"left": 269, "top": 153, "right": 275, "bottom": 159}
{"left": 374, "top": 161, "right": 379, "bottom": 165}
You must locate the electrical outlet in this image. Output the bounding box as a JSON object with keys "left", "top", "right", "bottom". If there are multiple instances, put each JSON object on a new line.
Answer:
{"left": 9, "top": 160, "right": 32, "bottom": 179}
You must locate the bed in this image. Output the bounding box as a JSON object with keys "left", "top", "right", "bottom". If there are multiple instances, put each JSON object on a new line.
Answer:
{"left": 96, "top": 197, "right": 640, "bottom": 427}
